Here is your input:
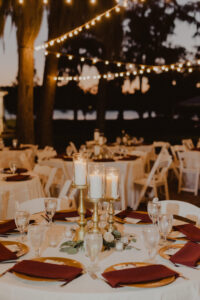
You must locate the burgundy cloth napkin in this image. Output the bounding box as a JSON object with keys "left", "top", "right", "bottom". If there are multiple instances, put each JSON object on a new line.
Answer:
{"left": 102, "top": 264, "right": 179, "bottom": 288}
{"left": 0, "top": 242, "right": 17, "bottom": 262}
{"left": 9, "top": 260, "right": 83, "bottom": 282}
{"left": 115, "top": 209, "right": 152, "bottom": 223}
{"left": 2, "top": 168, "right": 28, "bottom": 174}
{"left": 53, "top": 209, "right": 92, "bottom": 221}
{"left": 93, "top": 158, "right": 115, "bottom": 162}
{"left": 174, "top": 224, "right": 200, "bottom": 242}
{"left": 5, "top": 174, "right": 31, "bottom": 182}
{"left": 118, "top": 155, "right": 138, "bottom": 161}
{"left": 170, "top": 241, "right": 200, "bottom": 267}
{"left": 0, "top": 220, "right": 16, "bottom": 234}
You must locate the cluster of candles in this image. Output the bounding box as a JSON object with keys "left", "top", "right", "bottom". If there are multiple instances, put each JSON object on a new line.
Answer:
{"left": 73, "top": 153, "right": 119, "bottom": 200}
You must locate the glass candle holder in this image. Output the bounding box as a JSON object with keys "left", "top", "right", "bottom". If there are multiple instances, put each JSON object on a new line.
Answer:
{"left": 88, "top": 164, "right": 105, "bottom": 200}
{"left": 94, "top": 128, "right": 100, "bottom": 143}
{"left": 105, "top": 167, "right": 119, "bottom": 200}
{"left": 73, "top": 153, "right": 87, "bottom": 186}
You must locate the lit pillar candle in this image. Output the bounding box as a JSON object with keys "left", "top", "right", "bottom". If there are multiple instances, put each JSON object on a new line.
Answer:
{"left": 106, "top": 168, "right": 119, "bottom": 199}
{"left": 73, "top": 154, "right": 87, "bottom": 186}
{"left": 94, "top": 145, "right": 100, "bottom": 156}
{"left": 89, "top": 173, "right": 103, "bottom": 199}
{"left": 94, "top": 129, "right": 100, "bottom": 142}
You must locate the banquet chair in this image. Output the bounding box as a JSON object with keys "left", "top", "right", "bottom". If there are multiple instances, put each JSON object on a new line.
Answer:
{"left": 182, "top": 139, "right": 194, "bottom": 150}
{"left": 33, "top": 165, "right": 58, "bottom": 197}
{"left": 36, "top": 147, "right": 57, "bottom": 162}
{"left": 159, "top": 200, "right": 200, "bottom": 223}
{"left": 17, "top": 197, "right": 75, "bottom": 215}
{"left": 133, "top": 151, "right": 172, "bottom": 206}
{"left": 19, "top": 152, "right": 33, "bottom": 170}
{"left": 130, "top": 150, "right": 148, "bottom": 168}
{"left": 177, "top": 151, "right": 199, "bottom": 196}
{"left": 69, "top": 142, "right": 78, "bottom": 153}
{"left": 0, "top": 191, "right": 9, "bottom": 220}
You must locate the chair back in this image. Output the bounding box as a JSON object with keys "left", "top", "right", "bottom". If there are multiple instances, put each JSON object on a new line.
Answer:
{"left": 159, "top": 200, "right": 200, "bottom": 223}
{"left": 58, "top": 179, "right": 72, "bottom": 198}
{"left": 182, "top": 139, "right": 194, "bottom": 150}
{"left": 69, "top": 142, "right": 78, "bottom": 153}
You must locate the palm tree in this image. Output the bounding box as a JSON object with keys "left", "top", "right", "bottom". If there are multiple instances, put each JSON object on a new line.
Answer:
{"left": 0, "top": 0, "right": 43, "bottom": 143}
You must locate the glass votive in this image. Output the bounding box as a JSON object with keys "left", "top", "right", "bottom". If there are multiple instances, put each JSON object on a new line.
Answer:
{"left": 88, "top": 164, "right": 105, "bottom": 199}
{"left": 105, "top": 167, "right": 119, "bottom": 200}
{"left": 121, "top": 235, "right": 129, "bottom": 245}
{"left": 73, "top": 153, "right": 87, "bottom": 186}
{"left": 115, "top": 240, "right": 123, "bottom": 251}
{"left": 65, "top": 228, "right": 75, "bottom": 240}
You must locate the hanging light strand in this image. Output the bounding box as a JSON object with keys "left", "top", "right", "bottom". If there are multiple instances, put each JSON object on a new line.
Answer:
{"left": 44, "top": 50, "right": 200, "bottom": 73}
{"left": 35, "top": 3, "right": 124, "bottom": 51}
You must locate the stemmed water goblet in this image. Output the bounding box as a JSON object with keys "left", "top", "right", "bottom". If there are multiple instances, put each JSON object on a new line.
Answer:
{"left": 85, "top": 232, "right": 103, "bottom": 274}
{"left": 158, "top": 214, "right": 173, "bottom": 245}
{"left": 28, "top": 224, "right": 46, "bottom": 257}
{"left": 15, "top": 210, "right": 30, "bottom": 242}
{"left": 44, "top": 198, "right": 57, "bottom": 224}
{"left": 9, "top": 161, "right": 17, "bottom": 174}
{"left": 142, "top": 225, "right": 160, "bottom": 262}
{"left": 147, "top": 201, "right": 161, "bottom": 224}
{"left": 12, "top": 139, "right": 18, "bottom": 149}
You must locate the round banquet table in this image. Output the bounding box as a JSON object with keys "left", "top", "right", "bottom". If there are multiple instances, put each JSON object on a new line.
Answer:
{"left": 0, "top": 172, "right": 44, "bottom": 219}
{"left": 40, "top": 158, "right": 145, "bottom": 210}
{"left": 0, "top": 220, "right": 200, "bottom": 300}
{"left": 0, "top": 148, "right": 35, "bottom": 170}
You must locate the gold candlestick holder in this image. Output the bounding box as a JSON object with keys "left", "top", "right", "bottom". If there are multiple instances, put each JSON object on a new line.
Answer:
{"left": 72, "top": 184, "right": 87, "bottom": 241}
{"left": 106, "top": 198, "right": 120, "bottom": 233}
{"left": 87, "top": 198, "right": 102, "bottom": 233}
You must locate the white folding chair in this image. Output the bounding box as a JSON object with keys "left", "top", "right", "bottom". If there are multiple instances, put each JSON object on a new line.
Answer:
{"left": 177, "top": 151, "right": 199, "bottom": 196}
{"left": 159, "top": 200, "right": 200, "bottom": 223}
{"left": 69, "top": 142, "right": 78, "bottom": 153}
{"left": 58, "top": 179, "right": 72, "bottom": 198}
{"left": 33, "top": 164, "right": 58, "bottom": 197}
{"left": 18, "top": 197, "right": 76, "bottom": 215}
{"left": 182, "top": 139, "right": 194, "bottom": 150}
{"left": 133, "top": 151, "right": 172, "bottom": 206}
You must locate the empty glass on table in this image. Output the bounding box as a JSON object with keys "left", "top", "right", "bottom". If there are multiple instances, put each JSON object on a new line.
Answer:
{"left": 142, "top": 226, "right": 160, "bottom": 262}
{"left": 15, "top": 210, "right": 30, "bottom": 242}
{"left": 85, "top": 232, "right": 103, "bottom": 273}
{"left": 147, "top": 201, "right": 161, "bottom": 224}
{"left": 28, "top": 224, "right": 46, "bottom": 257}
{"left": 158, "top": 214, "right": 173, "bottom": 245}
{"left": 44, "top": 198, "right": 57, "bottom": 224}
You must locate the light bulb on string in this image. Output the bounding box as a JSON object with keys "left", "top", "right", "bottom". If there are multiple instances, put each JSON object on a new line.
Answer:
{"left": 66, "top": 0, "right": 72, "bottom": 3}
{"left": 19, "top": 0, "right": 23, "bottom": 4}
{"left": 90, "top": 0, "right": 96, "bottom": 4}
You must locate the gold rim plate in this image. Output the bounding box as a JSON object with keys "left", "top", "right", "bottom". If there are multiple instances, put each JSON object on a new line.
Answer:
{"left": 159, "top": 243, "right": 200, "bottom": 265}
{"left": 104, "top": 262, "right": 175, "bottom": 288}
{"left": 13, "top": 257, "right": 84, "bottom": 282}
{"left": 0, "top": 240, "right": 29, "bottom": 257}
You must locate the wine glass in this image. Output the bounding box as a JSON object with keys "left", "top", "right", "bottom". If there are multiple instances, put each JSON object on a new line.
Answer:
{"left": 15, "top": 211, "right": 30, "bottom": 242}
{"left": 28, "top": 224, "right": 46, "bottom": 257}
{"left": 44, "top": 198, "right": 57, "bottom": 224}
{"left": 12, "top": 139, "right": 18, "bottom": 149}
{"left": 85, "top": 232, "right": 103, "bottom": 273}
{"left": 142, "top": 226, "right": 160, "bottom": 262}
{"left": 9, "top": 161, "right": 17, "bottom": 174}
{"left": 147, "top": 201, "right": 161, "bottom": 224}
{"left": 158, "top": 214, "right": 173, "bottom": 245}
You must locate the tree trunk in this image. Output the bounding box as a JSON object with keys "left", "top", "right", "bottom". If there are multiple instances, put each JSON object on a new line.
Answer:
{"left": 17, "top": 44, "right": 35, "bottom": 144}
{"left": 96, "top": 78, "right": 106, "bottom": 132}
{"left": 37, "top": 54, "right": 58, "bottom": 147}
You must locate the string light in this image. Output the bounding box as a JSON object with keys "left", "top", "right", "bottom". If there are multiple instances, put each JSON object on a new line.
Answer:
{"left": 35, "top": 3, "right": 124, "bottom": 51}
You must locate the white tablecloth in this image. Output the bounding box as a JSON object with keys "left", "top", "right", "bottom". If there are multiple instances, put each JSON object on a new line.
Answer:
{"left": 0, "top": 172, "right": 44, "bottom": 219}
{"left": 0, "top": 221, "right": 199, "bottom": 300}
{"left": 0, "top": 148, "right": 35, "bottom": 170}
{"left": 41, "top": 158, "right": 144, "bottom": 209}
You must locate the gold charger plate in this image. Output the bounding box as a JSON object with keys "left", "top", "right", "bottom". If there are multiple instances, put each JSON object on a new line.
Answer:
{"left": 159, "top": 243, "right": 200, "bottom": 264}
{"left": 114, "top": 211, "right": 151, "bottom": 225}
{"left": 104, "top": 262, "right": 175, "bottom": 288}
{"left": 13, "top": 257, "right": 84, "bottom": 282}
{"left": 0, "top": 240, "right": 29, "bottom": 257}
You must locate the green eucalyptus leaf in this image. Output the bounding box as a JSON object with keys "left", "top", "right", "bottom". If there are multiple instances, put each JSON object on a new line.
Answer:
{"left": 112, "top": 230, "right": 121, "bottom": 239}
{"left": 131, "top": 238, "right": 137, "bottom": 243}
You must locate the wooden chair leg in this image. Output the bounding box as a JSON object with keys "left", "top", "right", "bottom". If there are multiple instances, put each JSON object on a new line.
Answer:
{"left": 164, "top": 180, "right": 169, "bottom": 200}
{"left": 194, "top": 172, "right": 199, "bottom": 196}
{"left": 178, "top": 170, "right": 182, "bottom": 194}
{"left": 153, "top": 184, "right": 158, "bottom": 198}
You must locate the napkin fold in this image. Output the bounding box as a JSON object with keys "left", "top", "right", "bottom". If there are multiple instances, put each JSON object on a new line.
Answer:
{"left": 5, "top": 174, "right": 31, "bottom": 182}
{"left": 170, "top": 241, "right": 200, "bottom": 267}
{"left": 174, "top": 224, "right": 200, "bottom": 242}
{"left": 2, "top": 168, "right": 28, "bottom": 174}
{"left": 118, "top": 155, "right": 138, "bottom": 161}
{"left": 9, "top": 260, "right": 83, "bottom": 282}
{"left": 115, "top": 209, "right": 152, "bottom": 223}
{"left": 53, "top": 209, "right": 92, "bottom": 221}
{"left": 93, "top": 158, "right": 115, "bottom": 162}
{"left": 102, "top": 264, "right": 179, "bottom": 288}
{"left": 0, "top": 242, "right": 18, "bottom": 262}
{"left": 0, "top": 220, "right": 16, "bottom": 234}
